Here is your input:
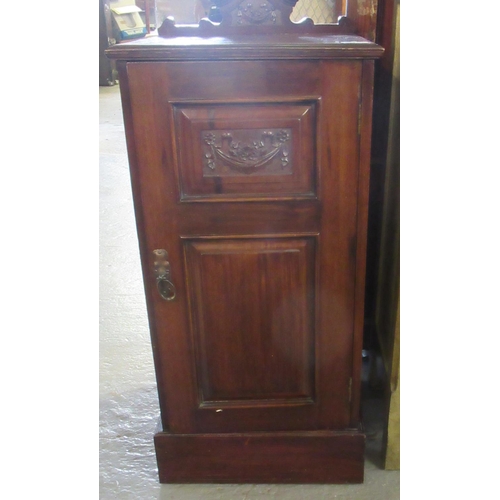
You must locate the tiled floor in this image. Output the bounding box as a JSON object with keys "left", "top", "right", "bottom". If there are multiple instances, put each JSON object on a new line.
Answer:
{"left": 99, "top": 84, "right": 400, "bottom": 499}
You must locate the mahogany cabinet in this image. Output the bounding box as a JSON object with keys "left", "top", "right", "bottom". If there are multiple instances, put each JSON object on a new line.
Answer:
{"left": 106, "top": 1, "right": 383, "bottom": 484}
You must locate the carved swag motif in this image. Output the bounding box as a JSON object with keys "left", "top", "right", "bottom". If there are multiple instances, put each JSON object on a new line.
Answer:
{"left": 203, "top": 129, "right": 291, "bottom": 175}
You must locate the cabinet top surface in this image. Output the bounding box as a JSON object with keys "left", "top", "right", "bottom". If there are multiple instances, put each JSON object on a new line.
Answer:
{"left": 106, "top": 33, "right": 383, "bottom": 61}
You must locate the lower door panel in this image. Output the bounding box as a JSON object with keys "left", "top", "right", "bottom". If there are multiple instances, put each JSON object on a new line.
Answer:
{"left": 185, "top": 236, "right": 316, "bottom": 407}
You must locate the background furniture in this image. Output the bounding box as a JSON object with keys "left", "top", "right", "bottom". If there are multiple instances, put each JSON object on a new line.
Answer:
{"left": 99, "top": 0, "right": 117, "bottom": 86}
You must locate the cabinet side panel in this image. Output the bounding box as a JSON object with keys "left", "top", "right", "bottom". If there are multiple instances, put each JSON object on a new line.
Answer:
{"left": 316, "top": 61, "right": 362, "bottom": 427}
{"left": 351, "top": 60, "right": 376, "bottom": 426}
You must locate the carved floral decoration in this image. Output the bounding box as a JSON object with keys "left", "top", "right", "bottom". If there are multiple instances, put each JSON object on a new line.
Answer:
{"left": 203, "top": 129, "right": 291, "bottom": 174}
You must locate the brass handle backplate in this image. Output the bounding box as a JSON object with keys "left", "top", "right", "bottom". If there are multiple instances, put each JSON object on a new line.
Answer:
{"left": 153, "top": 249, "right": 177, "bottom": 301}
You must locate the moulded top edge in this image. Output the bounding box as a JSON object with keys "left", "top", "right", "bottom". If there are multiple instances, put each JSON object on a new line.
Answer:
{"left": 105, "top": 34, "right": 384, "bottom": 61}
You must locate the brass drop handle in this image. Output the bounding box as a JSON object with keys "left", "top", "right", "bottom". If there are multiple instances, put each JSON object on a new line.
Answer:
{"left": 153, "top": 249, "right": 177, "bottom": 301}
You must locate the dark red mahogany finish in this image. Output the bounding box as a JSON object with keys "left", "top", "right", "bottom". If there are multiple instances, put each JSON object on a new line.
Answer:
{"left": 106, "top": 2, "right": 383, "bottom": 483}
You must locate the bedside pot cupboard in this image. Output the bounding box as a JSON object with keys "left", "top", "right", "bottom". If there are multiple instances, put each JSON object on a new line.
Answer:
{"left": 106, "top": 5, "right": 383, "bottom": 483}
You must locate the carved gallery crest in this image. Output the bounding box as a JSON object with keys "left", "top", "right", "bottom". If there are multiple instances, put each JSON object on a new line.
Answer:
{"left": 234, "top": 1, "right": 280, "bottom": 25}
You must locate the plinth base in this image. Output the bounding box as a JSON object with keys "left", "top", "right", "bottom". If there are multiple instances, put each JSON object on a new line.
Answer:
{"left": 154, "top": 429, "right": 365, "bottom": 483}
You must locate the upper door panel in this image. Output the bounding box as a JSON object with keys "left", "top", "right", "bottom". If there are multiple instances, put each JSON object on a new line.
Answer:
{"left": 174, "top": 101, "right": 317, "bottom": 201}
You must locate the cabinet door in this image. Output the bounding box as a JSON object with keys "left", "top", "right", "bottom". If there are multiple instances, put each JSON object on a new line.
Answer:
{"left": 123, "top": 60, "right": 362, "bottom": 434}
